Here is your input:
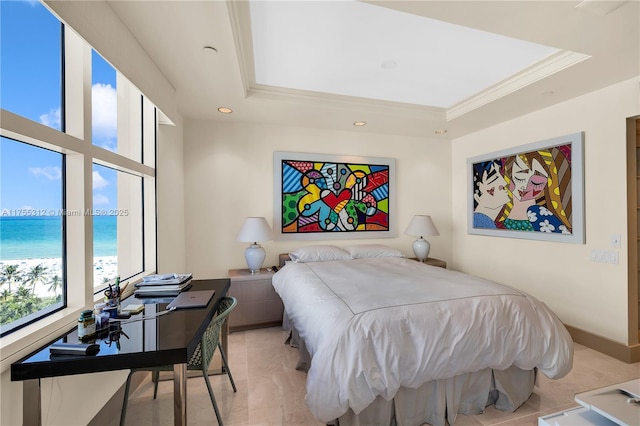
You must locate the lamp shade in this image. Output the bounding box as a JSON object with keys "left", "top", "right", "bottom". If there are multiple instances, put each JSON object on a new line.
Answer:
{"left": 236, "top": 217, "right": 273, "bottom": 243}
{"left": 405, "top": 215, "right": 439, "bottom": 238}
{"left": 405, "top": 215, "right": 439, "bottom": 262}
{"left": 236, "top": 217, "right": 273, "bottom": 274}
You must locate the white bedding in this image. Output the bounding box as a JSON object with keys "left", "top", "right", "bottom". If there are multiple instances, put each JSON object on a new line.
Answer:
{"left": 272, "top": 257, "right": 573, "bottom": 422}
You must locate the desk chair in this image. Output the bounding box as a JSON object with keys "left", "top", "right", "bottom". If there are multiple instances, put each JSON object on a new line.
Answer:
{"left": 120, "top": 297, "right": 238, "bottom": 426}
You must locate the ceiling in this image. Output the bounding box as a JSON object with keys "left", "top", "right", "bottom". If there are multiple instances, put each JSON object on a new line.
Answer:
{"left": 107, "top": 0, "right": 639, "bottom": 139}
{"left": 249, "top": 1, "right": 564, "bottom": 109}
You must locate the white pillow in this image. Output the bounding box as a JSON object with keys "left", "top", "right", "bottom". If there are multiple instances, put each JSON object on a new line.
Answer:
{"left": 343, "top": 244, "right": 404, "bottom": 259}
{"left": 289, "top": 245, "right": 352, "bottom": 263}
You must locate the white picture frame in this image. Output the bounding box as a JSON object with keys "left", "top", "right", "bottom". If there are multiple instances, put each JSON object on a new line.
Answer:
{"left": 467, "top": 132, "right": 585, "bottom": 244}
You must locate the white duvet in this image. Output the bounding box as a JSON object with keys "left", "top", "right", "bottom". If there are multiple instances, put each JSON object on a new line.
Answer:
{"left": 272, "top": 257, "right": 574, "bottom": 422}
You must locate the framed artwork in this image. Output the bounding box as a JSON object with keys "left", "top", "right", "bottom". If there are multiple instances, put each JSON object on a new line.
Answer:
{"left": 274, "top": 152, "right": 396, "bottom": 240}
{"left": 467, "top": 132, "right": 584, "bottom": 243}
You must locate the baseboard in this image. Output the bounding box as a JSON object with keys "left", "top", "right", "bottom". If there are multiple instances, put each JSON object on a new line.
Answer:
{"left": 88, "top": 371, "right": 149, "bottom": 426}
{"left": 565, "top": 324, "right": 640, "bottom": 363}
{"left": 230, "top": 321, "right": 282, "bottom": 333}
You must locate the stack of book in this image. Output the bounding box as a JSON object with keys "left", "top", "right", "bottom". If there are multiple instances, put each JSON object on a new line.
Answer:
{"left": 134, "top": 273, "right": 193, "bottom": 297}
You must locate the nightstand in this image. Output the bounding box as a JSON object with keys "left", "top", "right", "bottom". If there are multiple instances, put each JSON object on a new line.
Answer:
{"left": 227, "top": 268, "right": 284, "bottom": 332}
{"left": 409, "top": 257, "right": 447, "bottom": 268}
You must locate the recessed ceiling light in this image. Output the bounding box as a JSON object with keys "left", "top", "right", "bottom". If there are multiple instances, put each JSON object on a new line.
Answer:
{"left": 353, "top": 121, "right": 367, "bottom": 127}
{"left": 435, "top": 129, "right": 447, "bottom": 134}
{"left": 217, "top": 107, "right": 233, "bottom": 114}
{"left": 203, "top": 45, "right": 218, "bottom": 52}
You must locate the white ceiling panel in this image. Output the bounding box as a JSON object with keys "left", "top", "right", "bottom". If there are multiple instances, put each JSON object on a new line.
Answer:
{"left": 250, "top": 0, "right": 561, "bottom": 108}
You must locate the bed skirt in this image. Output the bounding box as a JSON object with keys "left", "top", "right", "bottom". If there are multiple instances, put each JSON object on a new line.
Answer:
{"left": 285, "top": 324, "right": 536, "bottom": 426}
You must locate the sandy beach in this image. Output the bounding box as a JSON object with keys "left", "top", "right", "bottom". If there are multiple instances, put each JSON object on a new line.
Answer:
{"left": 0, "top": 256, "right": 117, "bottom": 298}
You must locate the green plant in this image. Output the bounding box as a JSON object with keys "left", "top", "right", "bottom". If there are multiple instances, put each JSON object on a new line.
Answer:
{"left": 0, "top": 264, "right": 61, "bottom": 326}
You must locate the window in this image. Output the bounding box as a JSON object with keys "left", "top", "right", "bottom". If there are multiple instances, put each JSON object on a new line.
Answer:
{"left": 0, "top": 138, "right": 65, "bottom": 335}
{"left": 92, "top": 164, "right": 144, "bottom": 287}
{"left": 0, "top": 1, "right": 157, "bottom": 339}
{"left": 0, "top": 0, "right": 62, "bottom": 131}
{"left": 92, "top": 51, "right": 118, "bottom": 152}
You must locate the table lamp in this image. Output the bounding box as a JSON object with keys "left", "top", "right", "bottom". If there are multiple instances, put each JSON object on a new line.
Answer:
{"left": 405, "top": 215, "right": 439, "bottom": 262}
{"left": 236, "top": 217, "right": 273, "bottom": 274}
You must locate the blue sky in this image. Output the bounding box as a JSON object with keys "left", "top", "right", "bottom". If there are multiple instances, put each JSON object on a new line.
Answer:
{"left": 1, "top": 0, "right": 118, "bottom": 214}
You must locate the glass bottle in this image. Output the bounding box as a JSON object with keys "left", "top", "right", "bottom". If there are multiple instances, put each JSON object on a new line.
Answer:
{"left": 78, "top": 309, "right": 96, "bottom": 339}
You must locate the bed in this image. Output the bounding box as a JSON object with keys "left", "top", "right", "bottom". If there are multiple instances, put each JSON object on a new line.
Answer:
{"left": 272, "top": 245, "right": 574, "bottom": 426}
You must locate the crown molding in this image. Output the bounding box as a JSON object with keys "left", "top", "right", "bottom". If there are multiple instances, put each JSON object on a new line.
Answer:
{"left": 446, "top": 50, "right": 591, "bottom": 121}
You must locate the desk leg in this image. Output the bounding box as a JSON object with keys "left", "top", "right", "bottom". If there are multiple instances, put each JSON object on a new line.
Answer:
{"left": 23, "top": 379, "right": 42, "bottom": 426}
{"left": 173, "top": 363, "right": 187, "bottom": 426}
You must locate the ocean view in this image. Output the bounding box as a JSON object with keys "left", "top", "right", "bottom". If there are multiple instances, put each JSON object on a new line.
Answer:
{"left": 1, "top": 216, "right": 119, "bottom": 294}
{"left": 0, "top": 215, "right": 117, "bottom": 260}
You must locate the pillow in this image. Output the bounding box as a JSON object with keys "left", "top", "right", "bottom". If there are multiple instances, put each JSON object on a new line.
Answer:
{"left": 343, "top": 244, "right": 404, "bottom": 259}
{"left": 289, "top": 245, "right": 352, "bottom": 263}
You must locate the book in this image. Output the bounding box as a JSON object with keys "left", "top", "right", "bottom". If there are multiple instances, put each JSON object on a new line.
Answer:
{"left": 137, "top": 273, "right": 193, "bottom": 286}
{"left": 143, "top": 273, "right": 177, "bottom": 281}
{"left": 134, "top": 283, "right": 192, "bottom": 298}
{"left": 121, "top": 304, "right": 145, "bottom": 314}
{"left": 134, "top": 280, "right": 192, "bottom": 292}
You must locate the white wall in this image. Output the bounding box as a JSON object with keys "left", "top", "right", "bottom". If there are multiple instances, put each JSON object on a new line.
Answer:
{"left": 183, "top": 120, "right": 452, "bottom": 278}
{"left": 157, "top": 118, "right": 187, "bottom": 274}
{"left": 451, "top": 77, "right": 640, "bottom": 345}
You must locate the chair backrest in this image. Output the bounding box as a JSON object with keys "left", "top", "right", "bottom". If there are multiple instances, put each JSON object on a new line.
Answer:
{"left": 188, "top": 296, "right": 237, "bottom": 370}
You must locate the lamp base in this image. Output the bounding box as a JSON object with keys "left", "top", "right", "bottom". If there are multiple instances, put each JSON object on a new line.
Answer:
{"left": 245, "top": 243, "right": 266, "bottom": 274}
{"left": 412, "top": 237, "right": 431, "bottom": 262}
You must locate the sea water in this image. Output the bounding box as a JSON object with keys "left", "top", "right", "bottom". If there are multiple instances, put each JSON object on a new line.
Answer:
{"left": 0, "top": 216, "right": 117, "bottom": 260}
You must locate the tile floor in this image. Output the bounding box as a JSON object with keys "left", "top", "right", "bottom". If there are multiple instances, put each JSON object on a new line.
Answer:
{"left": 119, "top": 327, "right": 640, "bottom": 426}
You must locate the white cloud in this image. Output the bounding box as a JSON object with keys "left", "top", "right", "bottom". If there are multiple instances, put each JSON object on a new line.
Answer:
{"left": 37, "top": 85, "right": 116, "bottom": 149}
{"left": 92, "top": 83, "right": 117, "bottom": 150}
{"left": 39, "top": 108, "right": 61, "bottom": 130}
{"left": 29, "top": 166, "right": 62, "bottom": 180}
{"left": 93, "top": 170, "right": 109, "bottom": 189}
{"left": 93, "top": 194, "right": 110, "bottom": 205}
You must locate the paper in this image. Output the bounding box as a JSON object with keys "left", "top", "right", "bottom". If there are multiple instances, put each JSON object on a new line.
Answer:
{"left": 137, "top": 273, "right": 192, "bottom": 286}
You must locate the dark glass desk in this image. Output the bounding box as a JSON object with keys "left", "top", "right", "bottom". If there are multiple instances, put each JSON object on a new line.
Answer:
{"left": 11, "top": 278, "right": 230, "bottom": 426}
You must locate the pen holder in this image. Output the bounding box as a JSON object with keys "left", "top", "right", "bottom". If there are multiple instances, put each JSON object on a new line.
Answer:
{"left": 105, "top": 297, "right": 121, "bottom": 316}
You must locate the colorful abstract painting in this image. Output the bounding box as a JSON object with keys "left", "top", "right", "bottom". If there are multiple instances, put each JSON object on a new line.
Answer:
{"left": 274, "top": 152, "right": 396, "bottom": 240}
{"left": 467, "top": 132, "right": 584, "bottom": 243}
